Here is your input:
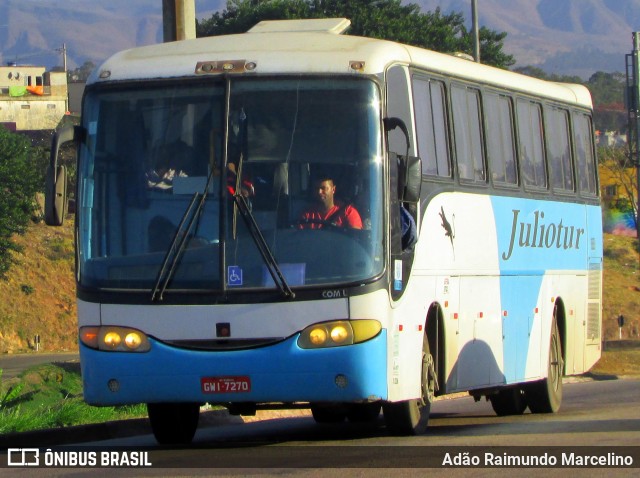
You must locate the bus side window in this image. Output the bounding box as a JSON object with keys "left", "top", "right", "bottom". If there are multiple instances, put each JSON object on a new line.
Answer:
{"left": 548, "top": 107, "right": 574, "bottom": 192}
{"left": 485, "top": 92, "right": 517, "bottom": 186}
{"left": 451, "top": 84, "right": 485, "bottom": 183}
{"left": 574, "top": 113, "right": 597, "bottom": 195}
{"left": 517, "top": 99, "right": 547, "bottom": 189}
{"left": 413, "top": 76, "right": 451, "bottom": 177}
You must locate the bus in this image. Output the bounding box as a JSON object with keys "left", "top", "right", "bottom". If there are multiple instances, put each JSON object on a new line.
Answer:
{"left": 45, "top": 18, "right": 602, "bottom": 444}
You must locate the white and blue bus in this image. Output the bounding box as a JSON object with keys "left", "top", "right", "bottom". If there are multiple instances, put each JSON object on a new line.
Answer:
{"left": 46, "top": 18, "right": 602, "bottom": 443}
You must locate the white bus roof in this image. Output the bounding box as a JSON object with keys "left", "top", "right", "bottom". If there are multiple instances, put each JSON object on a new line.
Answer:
{"left": 90, "top": 18, "right": 592, "bottom": 109}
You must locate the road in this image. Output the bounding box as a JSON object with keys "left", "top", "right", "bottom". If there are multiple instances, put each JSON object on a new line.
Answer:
{"left": 0, "top": 352, "right": 79, "bottom": 380}
{"left": 90, "top": 378, "right": 640, "bottom": 447}
{"left": 1, "top": 352, "right": 638, "bottom": 476}
{"left": 2, "top": 378, "right": 637, "bottom": 477}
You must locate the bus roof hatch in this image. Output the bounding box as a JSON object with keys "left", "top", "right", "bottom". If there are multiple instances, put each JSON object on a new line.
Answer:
{"left": 247, "top": 18, "right": 351, "bottom": 35}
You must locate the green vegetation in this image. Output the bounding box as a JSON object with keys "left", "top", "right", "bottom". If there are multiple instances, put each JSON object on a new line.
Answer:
{"left": 197, "top": 0, "right": 515, "bottom": 68}
{"left": 0, "top": 126, "right": 47, "bottom": 280}
{"left": 0, "top": 364, "right": 146, "bottom": 434}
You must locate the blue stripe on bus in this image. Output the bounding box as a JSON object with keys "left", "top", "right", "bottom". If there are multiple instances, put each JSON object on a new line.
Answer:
{"left": 80, "top": 330, "right": 388, "bottom": 406}
{"left": 491, "top": 197, "right": 601, "bottom": 383}
{"left": 499, "top": 274, "right": 542, "bottom": 383}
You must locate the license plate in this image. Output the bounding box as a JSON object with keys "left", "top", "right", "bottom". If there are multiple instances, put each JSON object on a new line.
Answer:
{"left": 201, "top": 376, "right": 251, "bottom": 394}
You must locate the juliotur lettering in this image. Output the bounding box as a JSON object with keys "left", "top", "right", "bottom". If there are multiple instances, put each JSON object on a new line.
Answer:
{"left": 502, "top": 209, "right": 585, "bottom": 261}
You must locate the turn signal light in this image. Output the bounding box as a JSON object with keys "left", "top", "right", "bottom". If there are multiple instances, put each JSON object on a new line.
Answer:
{"left": 80, "top": 326, "right": 150, "bottom": 353}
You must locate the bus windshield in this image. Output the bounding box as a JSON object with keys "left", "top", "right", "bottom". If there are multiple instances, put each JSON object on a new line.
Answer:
{"left": 77, "top": 77, "right": 384, "bottom": 294}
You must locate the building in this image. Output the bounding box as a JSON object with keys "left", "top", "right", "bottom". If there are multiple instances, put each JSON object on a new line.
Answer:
{"left": 0, "top": 65, "right": 68, "bottom": 131}
{"left": 595, "top": 130, "right": 628, "bottom": 148}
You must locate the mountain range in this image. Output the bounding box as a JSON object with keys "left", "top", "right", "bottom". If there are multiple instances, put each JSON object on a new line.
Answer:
{"left": 0, "top": 0, "right": 638, "bottom": 78}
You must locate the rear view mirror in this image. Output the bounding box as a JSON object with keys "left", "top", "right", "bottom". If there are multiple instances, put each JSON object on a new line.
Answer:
{"left": 45, "top": 165, "right": 67, "bottom": 226}
{"left": 44, "top": 124, "right": 76, "bottom": 226}
{"left": 399, "top": 154, "right": 422, "bottom": 203}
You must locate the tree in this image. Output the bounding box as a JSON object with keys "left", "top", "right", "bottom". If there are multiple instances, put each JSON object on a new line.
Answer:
{"left": 197, "top": 0, "right": 515, "bottom": 69}
{"left": 0, "top": 126, "right": 41, "bottom": 279}
{"left": 587, "top": 71, "right": 626, "bottom": 106}
{"left": 599, "top": 146, "right": 638, "bottom": 235}
{"left": 68, "top": 61, "right": 96, "bottom": 83}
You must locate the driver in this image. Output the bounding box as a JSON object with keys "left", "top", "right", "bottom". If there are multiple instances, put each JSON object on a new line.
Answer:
{"left": 299, "top": 177, "right": 362, "bottom": 229}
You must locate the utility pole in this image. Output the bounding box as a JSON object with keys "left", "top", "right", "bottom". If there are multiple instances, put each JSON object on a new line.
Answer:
{"left": 54, "top": 43, "right": 67, "bottom": 71}
{"left": 472, "top": 0, "right": 480, "bottom": 63}
{"left": 62, "top": 43, "right": 67, "bottom": 72}
{"left": 626, "top": 33, "right": 640, "bottom": 238}
{"left": 163, "top": 0, "right": 196, "bottom": 42}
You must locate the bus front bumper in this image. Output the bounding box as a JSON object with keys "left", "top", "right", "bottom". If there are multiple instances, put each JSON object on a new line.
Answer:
{"left": 79, "top": 330, "right": 388, "bottom": 406}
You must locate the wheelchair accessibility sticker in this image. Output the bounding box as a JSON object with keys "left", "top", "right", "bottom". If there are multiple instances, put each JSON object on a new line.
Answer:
{"left": 228, "top": 266, "right": 243, "bottom": 286}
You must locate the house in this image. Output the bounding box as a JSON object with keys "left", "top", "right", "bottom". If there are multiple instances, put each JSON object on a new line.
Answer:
{"left": 0, "top": 65, "right": 68, "bottom": 131}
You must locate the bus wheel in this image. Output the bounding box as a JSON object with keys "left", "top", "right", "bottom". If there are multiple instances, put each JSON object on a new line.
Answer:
{"left": 311, "top": 404, "right": 347, "bottom": 423}
{"left": 147, "top": 402, "right": 200, "bottom": 444}
{"left": 526, "top": 317, "right": 563, "bottom": 413}
{"left": 489, "top": 388, "right": 527, "bottom": 416}
{"left": 383, "top": 335, "right": 435, "bottom": 435}
{"left": 347, "top": 402, "right": 382, "bottom": 422}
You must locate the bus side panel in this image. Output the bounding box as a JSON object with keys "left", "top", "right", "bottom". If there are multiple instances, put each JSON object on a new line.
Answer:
{"left": 500, "top": 275, "right": 543, "bottom": 383}
{"left": 413, "top": 193, "right": 504, "bottom": 393}
{"left": 411, "top": 192, "right": 597, "bottom": 395}
{"left": 492, "top": 196, "right": 598, "bottom": 379}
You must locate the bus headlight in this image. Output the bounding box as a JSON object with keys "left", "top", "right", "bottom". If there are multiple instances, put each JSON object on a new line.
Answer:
{"left": 80, "top": 326, "right": 151, "bottom": 353}
{"left": 297, "top": 320, "right": 381, "bottom": 349}
{"left": 103, "top": 332, "right": 121, "bottom": 349}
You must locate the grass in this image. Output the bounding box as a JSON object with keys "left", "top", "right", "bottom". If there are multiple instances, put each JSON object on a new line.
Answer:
{"left": 602, "top": 234, "right": 640, "bottom": 341}
{"left": 589, "top": 348, "right": 640, "bottom": 377}
{"left": 0, "top": 363, "right": 146, "bottom": 435}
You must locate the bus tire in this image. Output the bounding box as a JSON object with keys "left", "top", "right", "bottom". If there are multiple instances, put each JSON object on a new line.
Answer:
{"left": 347, "top": 402, "right": 382, "bottom": 422}
{"left": 526, "top": 317, "right": 563, "bottom": 414}
{"left": 489, "top": 388, "right": 527, "bottom": 416}
{"left": 311, "top": 404, "right": 347, "bottom": 423}
{"left": 147, "top": 402, "right": 200, "bottom": 444}
{"left": 383, "top": 334, "right": 435, "bottom": 435}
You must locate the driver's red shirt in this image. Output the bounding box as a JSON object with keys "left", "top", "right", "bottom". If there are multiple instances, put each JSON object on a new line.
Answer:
{"left": 299, "top": 202, "right": 363, "bottom": 229}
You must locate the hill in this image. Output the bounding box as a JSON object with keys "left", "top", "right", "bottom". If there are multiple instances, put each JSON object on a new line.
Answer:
{"left": 416, "top": 0, "right": 636, "bottom": 76}
{"left": 0, "top": 218, "right": 76, "bottom": 353}
{"left": 0, "top": 218, "right": 637, "bottom": 353}
{"left": 0, "top": 0, "right": 636, "bottom": 78}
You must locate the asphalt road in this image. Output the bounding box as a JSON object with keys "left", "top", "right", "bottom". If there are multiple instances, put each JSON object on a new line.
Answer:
{"left": 1, "top": 378, "right": 637, "bottom": 477}
{"left": 0, "top": 352, "right": 79, "bottom": 380}
{"left": 80, "top": 377, "right": 640, "bottom": 448}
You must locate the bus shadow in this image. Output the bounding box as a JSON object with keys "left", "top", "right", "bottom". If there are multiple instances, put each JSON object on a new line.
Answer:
{"left": 197, "top": 414, "right": 390, "bottom": 445}
{"left": 445, "top": 339, "right": 506, "bottom": 393}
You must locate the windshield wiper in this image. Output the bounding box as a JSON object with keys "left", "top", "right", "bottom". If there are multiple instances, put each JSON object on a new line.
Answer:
{"left": 151, "top": 168, "right": 216, "bottom": 302}
{"left": 231, "top": 191, "right": 295, "bottom": 300}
